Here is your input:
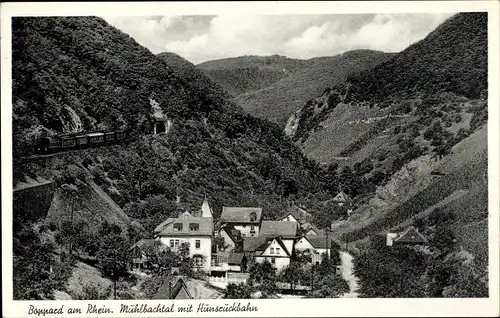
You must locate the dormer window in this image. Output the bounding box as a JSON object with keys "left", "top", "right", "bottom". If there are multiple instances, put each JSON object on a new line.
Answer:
{"left": 174, "top": 223, "right": 183, "bottom": 231}
{"left": 249, "top": 212, "right": 257, "bottom": 222}
{"left": 189, "top": 223, "right": 199, "bottom": 231}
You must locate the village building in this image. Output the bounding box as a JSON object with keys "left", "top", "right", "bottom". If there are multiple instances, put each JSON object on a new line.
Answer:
{"left": 216, "top": 224, "right": 243, "bottom": 252}
{"left": 294, "top": 235, "right": 332, "bottom": 264}
{"left": 276, "top": 204, "right": 312, "bottom": 224}
{"left": 220, "top": 207, "right": 262, "bottom": 237}
{"left": 254, "top": 236, "right": 292, "bottom": 271}
{"left": 129, "top": 238, "right": 156, "bottom": 271}
{"left": 155, "top": 210, "right": 213, "bottom": 272}
{"left": 209, "top": 252, "right": 248, "bottom": 287}
{"left": 386, "top": 226, "right": 428, "bottom": 247}
{"left": 242, "top": 236, "right": 268, "bottom": 261}
{"left": 300, "top": 223, "right": 325, "bottom": 236}
{"left": 332, "top": 189, "right": 355, "bottom": 216}
{"left": 154, "top": 275, "right": 222, "bottom": 299}
{"left": 259, "top": 220, "right": 298, "bottom": 254}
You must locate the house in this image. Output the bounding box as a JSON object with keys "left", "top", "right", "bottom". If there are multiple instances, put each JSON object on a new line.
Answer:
{"left": 332, "top": 190, "right": 355, "bottom": 216}
{"left": 254, "top": 236, "right": 292, "bottom": 271}
{"left": 294, "top": 235, "right": 332, "bottom": 264}
{"left": 155, "top": 211, "right": 213, "bottom": 271}
{"left": 393, "top": 226, "right": 428, "bottom": 246}
{"left": 129, "top": 238, "right": 156, "bottom": 271}
{"left": 259, "top": 221, "right": 297, "bottom": 255}
{"left": 154, "top": 275, "right": 223, "bottom": 299}
{"left": 220, "top": 207, "right": 262, "bottom": 237}
{"left": 276, "top": 205, "right": 312, "bottom": 225}
{"left": 300, "top": 223, "right": 325, "bottom": 236}
{"left": 217, "top": 224, "right": 243, "bottom": 252}
{"left": 154, "top": 276, "right": 193, "bottom": 299}
{"left": 210, "top": 252, "right": 247, "bottom": 273}
{"left": 242, "top": 236, "right": 268, "bottom": 260}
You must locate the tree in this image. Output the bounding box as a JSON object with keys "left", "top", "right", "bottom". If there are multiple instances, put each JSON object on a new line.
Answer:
{"left": 248, "top": 260, "right": 278, "bottom": 296}
{"left": 96, "top": 221, "right": 130, "bottom": 299}
{"left": 310, "top": 273, "right": 350, "bottom": 298}
{"left": 224, "top": 283, "right": 254, "bottom": 299}
{"left": 279, "top": 262, "right": 304, "bottom": 293}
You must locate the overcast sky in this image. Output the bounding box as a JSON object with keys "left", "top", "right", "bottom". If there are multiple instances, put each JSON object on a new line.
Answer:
{"left": 104, "top": 13, "right": 455, "bottom": 65}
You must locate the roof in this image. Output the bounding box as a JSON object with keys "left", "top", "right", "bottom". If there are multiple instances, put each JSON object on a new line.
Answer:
{"left": 220, "top": 225, "right": 242, "bottom": 243}
{"left": 87, "top": 132, "right": 104, "bottom": 137}
{"left": 129, "top": 238, "right": 156, "bottom": 250}
{"left": 394, "top": 226, "right": 427, "bottom": 244}
{"left": 332, "top": 191, "right": 351, "bottom": 203}
{"left": 305, "top": 225, "right": 325, "bottom": 236}
{"left": 158, "top": 212, "right": 213, "bottom": 237}
{"left": 277, "top": 205, "right": 311, "bottom": 223}
{"left": 228, "top": 252, "right": 245, "bottom": 265}
{"left": 243, "top": 237, "right": 268, "bottom": 253}
{"left": 220, "top": 207, "right": 262, "bottom": 224}
{"left": 260, "top": 221, "right": 297, "bottom": 239}
{"left": 200, "top": 198, "right": 214, "bottom": 218}
{"left": 154, "top": 276, "right": 192, "bottom": 299}
{"left": 304, "top": 235, "right": 332, "bottom": 249}
{"left": 257, "top": 237, "right": 291, "bottom": 256}
{"left": 154, "top": 217, "right": 176, "bottom": 233}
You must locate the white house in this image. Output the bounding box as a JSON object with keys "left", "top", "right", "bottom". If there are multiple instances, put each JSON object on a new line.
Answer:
{"left": 217, "top": 225, "right": 243, "bottom": 252}
{"left": 220, "top": 207, "right": 262, "bottom": 237}
{"left": 255, "top": 237, "right": 291, "bottom": 271}
{"left": 294, "top": 235, "right": 332, "bottom": 265}
{"left": 259, "top": 220, "right": 298, "bottom": 254}
{"left": 155, "top": 210, "right": 213, "bottom": 272}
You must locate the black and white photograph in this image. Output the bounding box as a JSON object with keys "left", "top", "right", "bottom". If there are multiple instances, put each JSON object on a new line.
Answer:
{"left": 2, "top": 1, "right": 499, "bottom": 317}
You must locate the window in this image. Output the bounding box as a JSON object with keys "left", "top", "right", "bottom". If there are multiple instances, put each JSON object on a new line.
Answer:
{"left": 242, "top": 225, "right": 246, "bottom": 228}
{"left": 174, "top": 223, "right": 183, "bottom": 231}
{"left": 242, "top": 233, "right": 246, "bottom": 237}
{"left": 174, "top": 239, "right": 180, "bottom": 248}
{"left": 194, "top": 256, "right": 204, "bottom": 268}
{"left": 287, "top": 216, "right": 290, "bottom": 221}
{"left": 276, "top": 248, "right": 280, "bottom": 255}
{"left": 250, "top": 225, "right": 255, "bottom": 231}
{"left": 195, "top": 240, "right": 201, "bottom": 249}
{"left": 249, "top": 212, "right": 257, "bottom": 222}
{"left": 170, "top": 240, "right": 174, "bottom": 248}
{"left": 271, "top": 258, "right": 276, "bottom": 264}
{"left": 270, "top": 247, "right": 274, "bottom": 254}
{"left": 189, "top": 223, "right": 199, "bottom": 231}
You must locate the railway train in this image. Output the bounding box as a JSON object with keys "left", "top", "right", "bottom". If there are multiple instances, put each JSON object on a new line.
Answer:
{"left": 35, "top": 130, "right": 129, "bottom": 154}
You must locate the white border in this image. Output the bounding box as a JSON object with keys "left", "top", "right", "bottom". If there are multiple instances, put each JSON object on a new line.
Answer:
{"left": 1, "top": 1, "right": 499, "bottom": 317}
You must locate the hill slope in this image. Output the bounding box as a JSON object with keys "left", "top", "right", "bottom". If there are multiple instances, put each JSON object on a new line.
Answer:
{"left": 290, "top": 13, "right": 487, "bottom": 181}
{"left": 197, "top": 54, "right": 312, "bottom": 97}
{"left": 235, "top": 50, "right": 392, "bottom": 126}
{"left": 12, "top": 16, "right": 330, "bottom": 230}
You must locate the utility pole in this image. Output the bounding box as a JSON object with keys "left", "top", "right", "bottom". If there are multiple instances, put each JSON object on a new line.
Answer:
{"left": 113, "top": 249, "right": 117, "bottom": 300}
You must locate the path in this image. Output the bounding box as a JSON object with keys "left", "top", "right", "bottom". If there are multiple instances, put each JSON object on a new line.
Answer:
{"left": 339, "top": 251, "right": 359, "bottom": 298}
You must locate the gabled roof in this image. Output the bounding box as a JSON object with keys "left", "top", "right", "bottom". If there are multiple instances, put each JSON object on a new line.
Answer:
{"left": 305, "top": 225, "right": 325, "bottom": 236}
{"left": 304, "top": 235, "right": 332, "bottom": 249}
{"left": 228, "top": 252, "right": 245, "bottom": 265}
{"left": 129, "top": 238, "right": 156, "bottom": 250}
{"left": 158, "top": 212, "right": 213, "bottom": 237}
{"left": 154, "top": 276, "right": 192, "bottom": 299}
{"left": 260, "top": 221, "right": 297, "bottom": 239}
{"left": 200, "top": 198, "right": 214, "bottom": 218}
{"left": 332, "top": 190, "right": 351, "bottom": 203}
{"left": 276, "top": 205, "right": 312, "bottom": 224}
{"left": 394, "top": 226, "right": 427, "bottom": 244}
{"left": 243, "top": 237, "right": 268, "bottom": 253}
{"left": 258, "top": 237, "right": 291, "bottom": 256}
{"left": 220, "top": 207, "right": 262, "bottom": 224}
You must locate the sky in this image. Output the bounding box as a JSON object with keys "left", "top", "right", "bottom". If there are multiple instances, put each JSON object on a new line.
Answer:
{"left": 104, "top": 13, "right": 455, "bottom": 65}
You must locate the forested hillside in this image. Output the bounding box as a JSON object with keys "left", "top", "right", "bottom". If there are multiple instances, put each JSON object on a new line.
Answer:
{"left": 197, "top": 54, "right": 310, "bottom": 97}
{"left": 287, "top": 12, "right": 489, "bottom": 298}
{"left": 235, "top": 50, "right": 392, "bottom": 125}
{"left": 11, "top": 16, "right": 349, "bottom": 299}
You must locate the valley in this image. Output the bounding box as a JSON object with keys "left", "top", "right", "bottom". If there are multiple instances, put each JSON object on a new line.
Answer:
{"left": 11, "top": 12, "right": 489, "bottom": 301}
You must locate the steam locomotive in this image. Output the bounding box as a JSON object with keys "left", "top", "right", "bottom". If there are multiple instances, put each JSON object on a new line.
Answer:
{"left": 35, "top": 130, "right": 129, "bottom": 154}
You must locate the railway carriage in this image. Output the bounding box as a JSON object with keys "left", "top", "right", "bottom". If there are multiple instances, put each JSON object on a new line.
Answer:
{"left": 88, "top": 132, "right": 105, "bottom": 145}
{"left": 104, "top": 131, "right": 116, "bottom": 143}
{"left": 75, "top": 134, "right": 89, "bottom": 148}
{"left": 33, "top": 129, "right": 129, "bottom": 155}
